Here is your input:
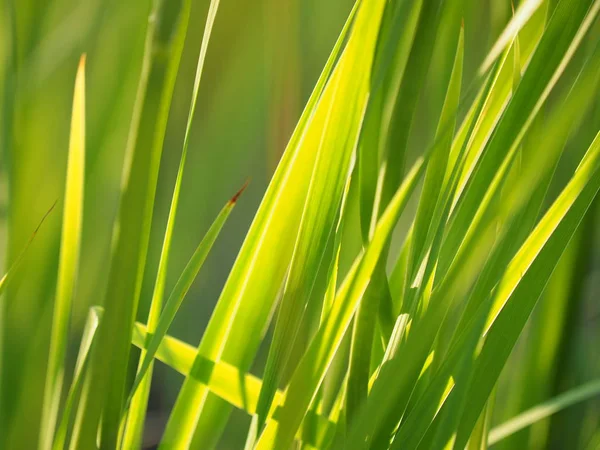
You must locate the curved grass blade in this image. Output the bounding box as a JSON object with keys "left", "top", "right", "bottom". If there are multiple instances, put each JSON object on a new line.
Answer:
{"left": 39, "top": 54, "right": 86, "bottom": 450}
{"left": 488, "top": 379, "right": 600, "bottom": 445}
{"left": 52, "top": 307, "right": 102, "bottom": 450}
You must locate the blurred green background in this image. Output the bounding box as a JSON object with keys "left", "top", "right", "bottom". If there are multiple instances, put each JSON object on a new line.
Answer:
{"left": 1, "top": 0, "right": 599, "bottom": 448}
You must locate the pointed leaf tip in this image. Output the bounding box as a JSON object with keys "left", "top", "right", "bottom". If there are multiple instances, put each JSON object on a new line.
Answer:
{"left": 230, "top": 179, "right": 250, "bottom": 204}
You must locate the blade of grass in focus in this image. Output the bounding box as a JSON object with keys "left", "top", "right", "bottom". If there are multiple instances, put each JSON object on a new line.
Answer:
{"left": 256, "top": 157, "right": 424, "bottom": 449}
{"left": 160, "top": 4, "right": 360, "bottom": 448}
{"left": 125, "top": 183, "right": 245, "bottom": 406}
{"left": 254, "top": 0, "right": 383, "bottom": 438}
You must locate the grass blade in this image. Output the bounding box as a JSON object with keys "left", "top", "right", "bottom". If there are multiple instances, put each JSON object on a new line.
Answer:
{"left": 488, "top": 379, "right": 600, "bottom": 445}
{"left": 0, "top": 200, "right": 57, "bottom": 296}
{"left": 126, "top": 184, "right": 245, "bottom": 405}
{"left": 77, "top": 1, "right": 192, "bottom": 446}
{"left": 160, "top": 4, "right": 360, "bottom": 448}
{"left": 479, "top": 0, "right": 545, "bottom": 74}
{"left": 131, "top": 323, "right": 339, "bottom": 448}
{"left": 119, "top": 0, "right": 219, "bottom": 445}
{"left": 255, "top": 157, "right": 424, "bottom": 449}
{"left": 254, "top": 0, "right": 381, "bottom": 436}
{"left": 452, "top": 128, "right": 600, "bottom": 447}
{"left": 52, "top": 306, "right": 102, "bottom": 450}
{"left": 39, "top": 54, "right": 86, "bottom": 450}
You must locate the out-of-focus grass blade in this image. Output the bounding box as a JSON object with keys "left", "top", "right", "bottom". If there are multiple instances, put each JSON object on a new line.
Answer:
{"left": 159, "top": 4, "right": 360, "bottom": 449}
{"left": 0, "top": 199, "right": 57, "bottom": 296}
{"left": 77, "top": 1, "right": 192, "bottom": 447}
{"left": 466, "top": 392, "right": 495, "bottom": 450}
{"left": 39, "top": 54, "right": 86, "bottom": 450}
{"left": 489, "top": 379, "right": 600, "bottom": 445}
{"left": 126, "top": 184, "right": 244, "bottom": 405}
{"left": 479, "top": 0, "right": 545, "bottom": 74}
{"left": 119, "top": 0, "right": 218, "bottom": 445}
{"left": 255, "top": 157, "right": 424, "bottom": 449}
{"left": 52, "top": 306, "right": 102, "bottom": 450}
{"left": 452, "top": 129, "right": 600, "bottom": 447}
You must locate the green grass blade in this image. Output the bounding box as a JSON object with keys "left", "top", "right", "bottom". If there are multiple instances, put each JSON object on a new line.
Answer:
{"left": 52, "top": 306, "right": 102, "bottom": 450}
{"left": 159, "top": 4, "right": 360, "bottom": 448}
{"left": 479, "top": 0, "right": 545, "bottom": 74}
{"left": 457, "top": 133, "right": 600, "bottom": 445}
{"left": 452, "top": 129, "right": 600, "bottom": 447}
{"left": 126, "top": 185, "right": 244, "bottom": 405}
{"left": 390, "top": 47, "right": 600, "bottom": 447}
{"left": 39, "top": 54, "right": 86, "bottom": 450}
{"left": 119, "top": 0, "right": 219, "bottom": 445}
{"left": 131, "top": 324, "right": 338, "bottom": 448}
{"left": 438, "top": 0, "right": 595, "bottom": 287}
{"left": 254, "top": 0, "right": 380, "bottom": 436}
{"left": 0, "top": 199, "right": 57, "bottom": 296}
{"left": 466, "top": 392, "right": 495, "bottom": 450}
{"left": 255, "top": 157, "right": 424, "bottom": 449}
{"left": 488, "top": 379, "right": 600, "bottom": 445}
{"left": 406, "top": 24, "right": 464, "bottom": 307}
{"left": 77, "top": 1, "right": 192, "bottom": 447}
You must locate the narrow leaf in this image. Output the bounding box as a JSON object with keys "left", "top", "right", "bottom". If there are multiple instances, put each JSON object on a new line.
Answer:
{"left": 40, "top": 54, "right": 86, "bottom": 450}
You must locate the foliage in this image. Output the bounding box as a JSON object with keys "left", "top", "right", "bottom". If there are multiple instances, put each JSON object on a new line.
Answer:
{"left": 1, "top": 0, "right": 600, "bottom": 449}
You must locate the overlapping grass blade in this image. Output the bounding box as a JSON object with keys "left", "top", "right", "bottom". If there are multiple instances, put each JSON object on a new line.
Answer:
{"left": 466, "top": 396, "right": 494, "bottom": 450}
{"left": 52, "top": 306, "right": 102, "bottom": 450}
{"left": 126, "top": 184, "right": 244, "bottom": 405}
{"left": 132, "top": 323, "right": 340, "bottom": 448}
{"left": 76, "top": 1, "right": 192, "bottom": 446}
{"left": 254, "top": 0, "right": 382, "bottom": 437}
{"left": 479, "top": 0, "right": 545, "bottom": 74}
{"left": 119, "top": 0, "right": 222, "bottom": 445}
{"left": 346, "top": 0, "right": 452, "bottom": 424}
{"left": 39, "top": 54, "right": 86, "bottom": 450}
{"left": 389, "top": 40, "right": 600, "bottom": 448}
{"left": 255, "top": 156, "right": 424, "bottom": 449}
{"left": 451, "top": 128, "right": 600, "bottom": 447}
{"left": 159, "top": 4, "right": 360, "bottom": 448}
